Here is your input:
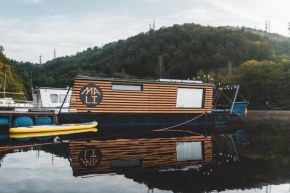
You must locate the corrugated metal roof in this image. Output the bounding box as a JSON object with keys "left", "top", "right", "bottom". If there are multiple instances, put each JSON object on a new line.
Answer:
{"left": 75, "top": 76, "right": 215, "bottom": 87}
{"left": 33, "top": 87, "right": 70, "bottom": 90}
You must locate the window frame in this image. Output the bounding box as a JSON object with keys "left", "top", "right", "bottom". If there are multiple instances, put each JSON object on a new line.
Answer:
{"left": 175, "top": 87, "right": 205, "bottom": 108}
{"left": 50, "top": 94, "right": 58, "bottom": 103}
{"left": 59, "top": 94, "right": 67, "bottom": 103}
{"left": 110, "top": 160, "right": 142, "bottom": 168}
{"left": 175, "top": 141, "right": 205, "bottom": 162}
{"left": 111, "top": 83, "right": 143, "bottom": 91}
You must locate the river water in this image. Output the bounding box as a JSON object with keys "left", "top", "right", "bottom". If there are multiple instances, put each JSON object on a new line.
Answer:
{"left": 0, "top": 110, "right": 290, "bottom": 193}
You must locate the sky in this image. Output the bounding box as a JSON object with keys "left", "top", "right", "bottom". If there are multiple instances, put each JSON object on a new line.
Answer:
{"left": 0, "top": 0, "right": 290, "bottom": 63}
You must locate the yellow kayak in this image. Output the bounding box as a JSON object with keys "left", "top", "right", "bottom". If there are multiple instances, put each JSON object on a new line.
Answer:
{"left": 9, "top": 121, "right": 98, "bottom": 133}
{"left": 10, "top": 128, "right": 98, "bottom": 138}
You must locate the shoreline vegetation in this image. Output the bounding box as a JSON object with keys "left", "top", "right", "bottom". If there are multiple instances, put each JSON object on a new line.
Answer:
{"left": 1, "top": 23, "right": 290, "bottom": 109}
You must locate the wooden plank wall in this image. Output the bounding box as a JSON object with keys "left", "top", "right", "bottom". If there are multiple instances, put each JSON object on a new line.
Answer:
{"left": 69, "top": 79, "right": 213, "bottom": 113}
{"left": 70, "top": 136, "right": 213, "bottom": 176}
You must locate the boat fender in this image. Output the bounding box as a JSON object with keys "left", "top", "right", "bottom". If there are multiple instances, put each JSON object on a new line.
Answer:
{"left": 0, "top": 117, "right": 9, "bottom": 124}
{"left": 35, "top": 117, "right": 53, "bottom": 125}
{"left": 13, "top": 116, "right": 34, "bottom": 127}
{"left": 16, "top": 137, "right": 32, "bottom": 142}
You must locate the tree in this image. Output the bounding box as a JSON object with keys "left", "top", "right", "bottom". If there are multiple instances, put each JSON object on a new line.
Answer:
{"left": 155, "top": 55, "right": 165, "bottom": 79}
{"left": 0, "top": 45, "right": 4, "bottom": 53}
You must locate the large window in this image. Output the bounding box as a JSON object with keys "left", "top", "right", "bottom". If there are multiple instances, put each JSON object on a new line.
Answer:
{"left": 176, "top": 88, "right": 203, "bottom": 108}
{"left": 50, "top": 94, "right": 58, "bottom": 103}
{"left": 112, "top": 84, "right": 142, "bottom": 91}
{"left": 176, "top": 141, "right": 204, "bottom": 161}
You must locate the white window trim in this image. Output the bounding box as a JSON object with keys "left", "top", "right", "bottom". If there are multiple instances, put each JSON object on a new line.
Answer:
{"left": 59, "top": 94, "right": 67, "bottom": 103}
{"left": 112, "top": 84, "right": 142, "bottom": 91}
{"left": 50, "top": 94, "right": 58, "bottom": 103}
{"left": 176, "top": 88, "right": 204, "bottom": 108}
{"left": 176, "top": 141, "right": 204, "bottom": 161}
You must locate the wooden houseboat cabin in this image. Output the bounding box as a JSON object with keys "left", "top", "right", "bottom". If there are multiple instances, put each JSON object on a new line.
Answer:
{"left": 58, "top": 76, "right": 247, "bottom": 127}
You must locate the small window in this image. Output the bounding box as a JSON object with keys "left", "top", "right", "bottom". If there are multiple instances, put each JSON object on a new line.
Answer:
{"left": 176, "top": 142, "right": 204, "bottom": 161}
{"left": 50, "top": 94, "right": 58, "bottom": 103}
{"left": 112, "top": 84, "right": 142, "bottom": 91}
{"left": 0, "top": 101, "right": 3, "bottom": 104}
{"left": 176, "top": 88, "right": 203, "bottom": 108}
{"left": 111, "top": 160, "right": 141, "bottom": 168}
{"left": 59, "top": 94, "right": 66, "bottom": 103}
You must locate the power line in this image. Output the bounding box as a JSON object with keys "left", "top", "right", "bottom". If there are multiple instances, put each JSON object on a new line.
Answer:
{"left": 288, "top": 22, "right": 290, "bottom": 37}
{"left": 265, "top": 19, "right": 270, "bottom": 33}
{"left": 149, "top": 19, "right": 156, "bottom": 32}
{"left": 53, "top": 49, "right": 56, "bottom": 59}
{"left": 39, "top": 54, "right": 42, "bottom": 64}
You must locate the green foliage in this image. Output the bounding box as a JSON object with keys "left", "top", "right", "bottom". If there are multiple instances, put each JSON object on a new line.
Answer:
{"left": 0, "top": 52, "right": 25, "bottom": 99}
{"left": 155, "top": 55, "right": 165, "bottom": 79}
{"left": 233, "top": 60, "right": 290, "bottom": 109}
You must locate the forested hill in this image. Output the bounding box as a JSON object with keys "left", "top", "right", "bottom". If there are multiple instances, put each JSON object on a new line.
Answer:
{"left": 16, "top": 23, "right": 282, "bottom": 86}
{"left": 226, "top": 26, "right": 290, "bottom": 43}
{"left": 14, "top": 23, "right": 290, "bottom": 108}
{"left": 0, "top": 50, "right": 25, "bottom": 99}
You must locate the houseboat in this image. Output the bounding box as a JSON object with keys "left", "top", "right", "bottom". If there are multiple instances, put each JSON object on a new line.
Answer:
{"left": 57, "top": 76, "right": 248, "bottom": 128}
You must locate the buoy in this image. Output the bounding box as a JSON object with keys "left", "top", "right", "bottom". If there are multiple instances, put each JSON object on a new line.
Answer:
{"left": 36, "top": 136, "right": 52, "bottom": 141}
{"left": 35, "top": 117, "right": 53, "bottom": 125}
{"left": 13, "top": 116, "right": 34, "bottom": 127}
{"left": 0, "top": 135, "right": 8, "bottom": 141}
{"left": 15, "top": 137, "right": 32, "bottom": 142}
{"left": 0, "top": 117, "right": 9, "bottom": 124}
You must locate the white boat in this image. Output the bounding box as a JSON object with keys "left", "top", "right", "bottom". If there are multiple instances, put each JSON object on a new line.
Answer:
{"left": 0, "top": 87, "right": 71, "bottom": 113}
{"left": 0, "top": 74, "right": 33, "bottom": 111}
{"left": 1, "top": 74, "right": 71, "bottom": 113}
{"left": 32, "top": 87, "right": 72, "bottom": 113}
{"left": 0, "top": 98, "right": 33, "bottom": 110}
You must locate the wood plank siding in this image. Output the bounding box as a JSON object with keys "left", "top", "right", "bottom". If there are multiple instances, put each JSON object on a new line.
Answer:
{"left": 69, "top": 78, "right": 214, "bottom": 113}
{"left": 70, "top": 136, "right": 213, "bottom": 176}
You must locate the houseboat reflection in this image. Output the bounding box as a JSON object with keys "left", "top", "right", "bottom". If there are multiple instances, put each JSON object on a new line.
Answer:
{"left": 69, "top": 135, "right": 213, "bottom": 176}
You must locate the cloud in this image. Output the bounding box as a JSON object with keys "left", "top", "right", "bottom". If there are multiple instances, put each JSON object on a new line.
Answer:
{"left": 0, "top": 13, "right": 151, "bottom": 63}
{"left": 24, "top": 0, "right": 41, "bottom": 4}
{"left": 1, "top": 0, "right": 290, "bottom": 63}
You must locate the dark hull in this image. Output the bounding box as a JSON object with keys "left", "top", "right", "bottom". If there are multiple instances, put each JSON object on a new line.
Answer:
{"left": 58, "top": 112, "right": 234, "bottom": 128}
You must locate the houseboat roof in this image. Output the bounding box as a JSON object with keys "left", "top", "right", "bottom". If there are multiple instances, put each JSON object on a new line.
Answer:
{"left": 75, "top": 76, "right": 215, "bottom": 87}
{"left": 33, "top": 87, "right": 70, "bottom": 90}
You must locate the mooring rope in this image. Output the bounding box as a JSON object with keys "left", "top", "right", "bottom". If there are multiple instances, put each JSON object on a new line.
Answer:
{"left": 153, "top": 113, "right": 206, "bottom": 132}
{"left": 238, "top": 92, "right": 247, "bottom": 101}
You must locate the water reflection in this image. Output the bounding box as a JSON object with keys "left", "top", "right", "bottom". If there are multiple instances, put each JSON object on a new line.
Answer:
{"left": 70, "top": 135, "right": 213, "bottom": 176}
{"left": 2, "top": 111, "right": 290, "bottom": 192}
